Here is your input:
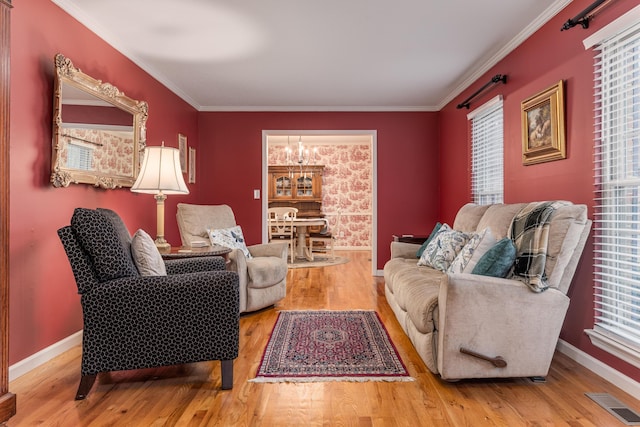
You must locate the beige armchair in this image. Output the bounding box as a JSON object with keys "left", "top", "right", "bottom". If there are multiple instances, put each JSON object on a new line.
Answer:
{"left": 176, "top": 203, "right": 288, "bottom": 313}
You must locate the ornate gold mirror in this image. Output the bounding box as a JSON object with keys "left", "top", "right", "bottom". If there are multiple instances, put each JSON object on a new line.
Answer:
{"left": 51, "top": 53, "right": 148, "bottom": 189}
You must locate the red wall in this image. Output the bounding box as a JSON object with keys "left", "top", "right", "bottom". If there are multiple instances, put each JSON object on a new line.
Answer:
{"left": 9, "top": 0, "right": 201, "bottom": 364}
{"left": 196, "top": 112, "right": 440, "bottom": 259}
{"left": 439, "top": 0, "right": 640, "bottom": 382}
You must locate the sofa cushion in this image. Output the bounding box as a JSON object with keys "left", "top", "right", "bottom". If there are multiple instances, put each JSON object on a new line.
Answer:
{"left": 384, "top": 258, "right": 421, "bottom": 294}
{"left": 71, "top": 208, "right": 139, "bottom": 282}
{"left": 393, "top": 267, "right": 446, "bottom": 334}
{"left": 544, "top": 204, "right": 588, "bottom": 290}
{"left": 418, "top": 224, "right": 470, "bottom": 271}
{"left": 131, "top": 229, "right": 167, "bottom": 276}
{"left": 208, "top": 225, "right": 252, "bottom": 258}
{"left": 246, "top": 256, "right": 288, "bottom": 289}
{"left": 471, "top": 237, "right": 516, "bottom": 278}
{"left": 416, "top": 222, "right": 442, "bottom": 258}
{"left": 453, "top": 203, "right": 491, "bottom": 233}
{"left": 447, "top": 228, "right": 497, "bottom": 274}
{"left": 475, "top": 203, "right": 527, "bottom": 239}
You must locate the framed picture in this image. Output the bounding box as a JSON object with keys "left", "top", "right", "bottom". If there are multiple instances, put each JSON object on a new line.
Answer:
{"left": 521, "top": 80, "right": 566, "bottom": 165}
{"left": 178, "top": 134, "right": 187, "bottom": 173}
{"left": 188, "top": 147, "right": 196, "bottom": 184}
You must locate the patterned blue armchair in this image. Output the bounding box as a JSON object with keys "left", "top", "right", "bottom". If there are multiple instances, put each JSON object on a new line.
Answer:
{"left": 58, "top": 208, "right": 240, "bottom": 400}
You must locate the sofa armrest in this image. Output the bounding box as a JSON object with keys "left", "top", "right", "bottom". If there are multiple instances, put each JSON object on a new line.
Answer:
{"left": 390, "top": 241, "right": 421, "bottom": 259}
{"left": 248, "top": 242, "right": 287, "bottom": 260}
{"left": 436, "top": 273, "right": 569, "bottom": 380}
{"left": 164, "top": 256, "right": 226, "bottom": 274}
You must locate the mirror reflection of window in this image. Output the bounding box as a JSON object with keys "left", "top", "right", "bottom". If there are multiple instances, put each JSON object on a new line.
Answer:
{"left": 66, "top": 143, "right": 94, "bottom": 171}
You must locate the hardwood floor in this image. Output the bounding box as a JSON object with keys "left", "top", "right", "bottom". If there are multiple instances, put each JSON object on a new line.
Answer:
{"left": 8, "top": 250, "right": 640, "bottom": 426}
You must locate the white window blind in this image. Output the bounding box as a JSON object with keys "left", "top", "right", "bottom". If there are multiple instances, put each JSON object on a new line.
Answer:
{"left": 66, "top": 143, "right": 94, "bottom": 171}
{"left": 591, "top": 20, "right": 640, "bottom": 364}
{"left": 469, "top": 96, "right": 504, "bottom": 205}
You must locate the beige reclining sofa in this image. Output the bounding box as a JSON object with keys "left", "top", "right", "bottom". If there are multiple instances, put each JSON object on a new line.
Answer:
{"left": 384, "top": 202, "right": 591, "bottom": 381}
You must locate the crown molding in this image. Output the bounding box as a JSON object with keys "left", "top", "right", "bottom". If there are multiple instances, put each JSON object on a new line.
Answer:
{"left": 437, "top": 0, "right": 572, "bottom": 110}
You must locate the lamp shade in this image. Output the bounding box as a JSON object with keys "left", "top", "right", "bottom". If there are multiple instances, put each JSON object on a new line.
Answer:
{"left": 131, "top": 145, "right": 189, "bottom": 195}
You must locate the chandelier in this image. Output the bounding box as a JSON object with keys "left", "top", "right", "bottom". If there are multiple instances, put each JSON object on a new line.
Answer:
{"left": 285, "top": 136, "right": 317, "bottom": 175}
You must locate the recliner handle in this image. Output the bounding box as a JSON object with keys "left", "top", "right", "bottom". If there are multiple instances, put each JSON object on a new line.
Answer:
{"left": 459, "top": 347, "right": 507, "bottom": 368}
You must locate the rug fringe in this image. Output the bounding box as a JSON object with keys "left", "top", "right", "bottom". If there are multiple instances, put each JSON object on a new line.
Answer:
{"left": 249, "top": 376, "right": 415, "bottom": 384}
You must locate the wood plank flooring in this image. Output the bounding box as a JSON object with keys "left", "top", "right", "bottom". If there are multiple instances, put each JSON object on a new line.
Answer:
{"left": 8, "top": 250, "right": 640, "bottom": 426}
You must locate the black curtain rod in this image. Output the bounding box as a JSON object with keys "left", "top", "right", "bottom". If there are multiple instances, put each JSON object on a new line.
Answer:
{"left": 561, "top": 0, "right": 609, "bottom": 31}
{"left": 456, "top": 74, "right": 507, "bottom": 110}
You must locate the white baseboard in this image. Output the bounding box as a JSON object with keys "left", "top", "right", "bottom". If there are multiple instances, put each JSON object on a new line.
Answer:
{"left": 9, "top": 330, "right": 83, "bottom": 382}
{"left": 557, "top": 339, "right": 640, "bottom": 399}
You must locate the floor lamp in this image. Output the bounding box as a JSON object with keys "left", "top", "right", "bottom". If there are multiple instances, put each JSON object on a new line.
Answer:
{"left": 131, "top": 143, "right": 189, "bottom": 249}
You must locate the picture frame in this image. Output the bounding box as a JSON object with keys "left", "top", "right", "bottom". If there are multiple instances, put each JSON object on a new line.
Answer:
{"left": 521, "top": 80, "right": 566, "bottom": 165}
{"left": 188, "top": 147, "right": 196, "bottom": 184}
{"left": 178, "top": 134, "right": 187, "bottom": 173}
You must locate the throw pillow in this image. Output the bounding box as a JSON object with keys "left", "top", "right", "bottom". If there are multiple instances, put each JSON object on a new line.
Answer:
{"left": 70, "top": 208, "right": 139, "bottom": 282}
{"left": 447, "top": 228, "right": 496, "bottom": 274}
{"left": 417, "top": 224, "right": 470, "bottom": 272}
{"left": 131, "top": 229, "right": 167, "bottom": 276}
{"left": 416, "top": 222, "right": 442, "bottom": 258}
{"left": 471, "top": 237, "right": 517, "bottom": 278}
{"left": 208, "top": 225, "right": 252, "bottom": 258}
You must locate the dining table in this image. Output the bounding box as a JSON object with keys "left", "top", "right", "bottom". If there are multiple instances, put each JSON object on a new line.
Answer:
{"left": 291, "top": 217, "right": 327, "bottom": 260}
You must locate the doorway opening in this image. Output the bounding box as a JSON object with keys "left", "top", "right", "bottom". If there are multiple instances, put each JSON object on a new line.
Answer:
{"left": 262, "top": 130, "right": 377, "bottom": 276}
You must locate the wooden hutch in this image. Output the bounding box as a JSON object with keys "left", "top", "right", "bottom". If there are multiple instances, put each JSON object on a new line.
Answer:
{"left": 268, "top": 165, "right": 324, "bottom": 218}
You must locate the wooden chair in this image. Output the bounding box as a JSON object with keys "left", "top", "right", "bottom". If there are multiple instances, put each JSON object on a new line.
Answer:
{"left": 308, "top": 212, "right": 341, "bottom": 261}
{"left": 268, "top": 207, "right": 298, "bottom": 263}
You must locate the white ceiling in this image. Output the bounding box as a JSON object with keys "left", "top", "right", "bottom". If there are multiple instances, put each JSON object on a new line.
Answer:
{"left": 52, "top": 0, "right": 571, "bottom": 112}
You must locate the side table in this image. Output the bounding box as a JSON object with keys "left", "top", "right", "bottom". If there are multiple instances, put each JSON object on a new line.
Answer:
{"left": 159, "top": 245, "right": 231, "bottom": 261}
{"left": 392, "top": 235, "right": 429, "bottom": 245}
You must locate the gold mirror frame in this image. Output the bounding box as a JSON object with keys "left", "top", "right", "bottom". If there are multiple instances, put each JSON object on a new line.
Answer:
{"left": 51, "top": 53, "right": 148, "bottom": 189}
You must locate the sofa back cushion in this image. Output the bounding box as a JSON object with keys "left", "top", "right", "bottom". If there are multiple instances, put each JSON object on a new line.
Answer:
{"left": 453, "top": 202, "right": 590, "bottom": 293}
{"left": 176, "top": 203, "right": 237, "bottom": 246}
{"left": 452, "top": 204, "right": 490, "bottom": 233}
{"left": 475, "top": 203, "right": 527, "bottom": 239}
{"left": 544, "top": 204, "right": 589, "bottom": 292}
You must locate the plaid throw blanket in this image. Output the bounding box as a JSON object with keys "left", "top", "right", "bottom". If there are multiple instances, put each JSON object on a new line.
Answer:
{"left": 509, "top": 201, "right": 568, "bottom": 292}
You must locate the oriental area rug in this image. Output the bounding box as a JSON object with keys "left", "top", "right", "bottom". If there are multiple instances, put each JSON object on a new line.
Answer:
{"left": 250, "top": 310, "right": 414, "bottom": 383}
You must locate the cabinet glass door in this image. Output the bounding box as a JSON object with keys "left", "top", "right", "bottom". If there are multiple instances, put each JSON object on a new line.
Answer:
{"left": 296, "top": 175, "right": 313, "bottom": 197}
{"left": 275, "top": 175, "right": 292, "bottom": 197}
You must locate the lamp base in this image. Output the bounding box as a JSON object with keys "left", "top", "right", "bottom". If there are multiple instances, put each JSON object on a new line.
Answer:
{"left": 155, "top": 239, "right": 171, "bottom": 250}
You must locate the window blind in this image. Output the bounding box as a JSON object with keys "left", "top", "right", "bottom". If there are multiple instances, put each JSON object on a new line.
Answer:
{"left": 592, "top": 21, "right": 640, "bottom": 354}
{"left": 470, "top": 97, "right": 504, "bottom": 205}
{"left": 66, "top": 143, "right": 94, "bottom": 171}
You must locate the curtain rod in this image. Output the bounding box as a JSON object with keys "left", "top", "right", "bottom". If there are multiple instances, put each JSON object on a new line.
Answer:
{"left": 561, "top": 0, "right": 612, "bottom": 31}
{"left": 456, "top": 74, "right": 507, "bottom": 110}
{"left": 62, "top": 133, "right": 104, "bottom": 147}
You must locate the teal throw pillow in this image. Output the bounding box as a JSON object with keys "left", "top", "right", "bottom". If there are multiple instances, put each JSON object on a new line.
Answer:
{"left": 471, "top": 237, "right": 516, "bottom": 278}
{"left": 416, "top": 222, "right": 442, "bottom": 258}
